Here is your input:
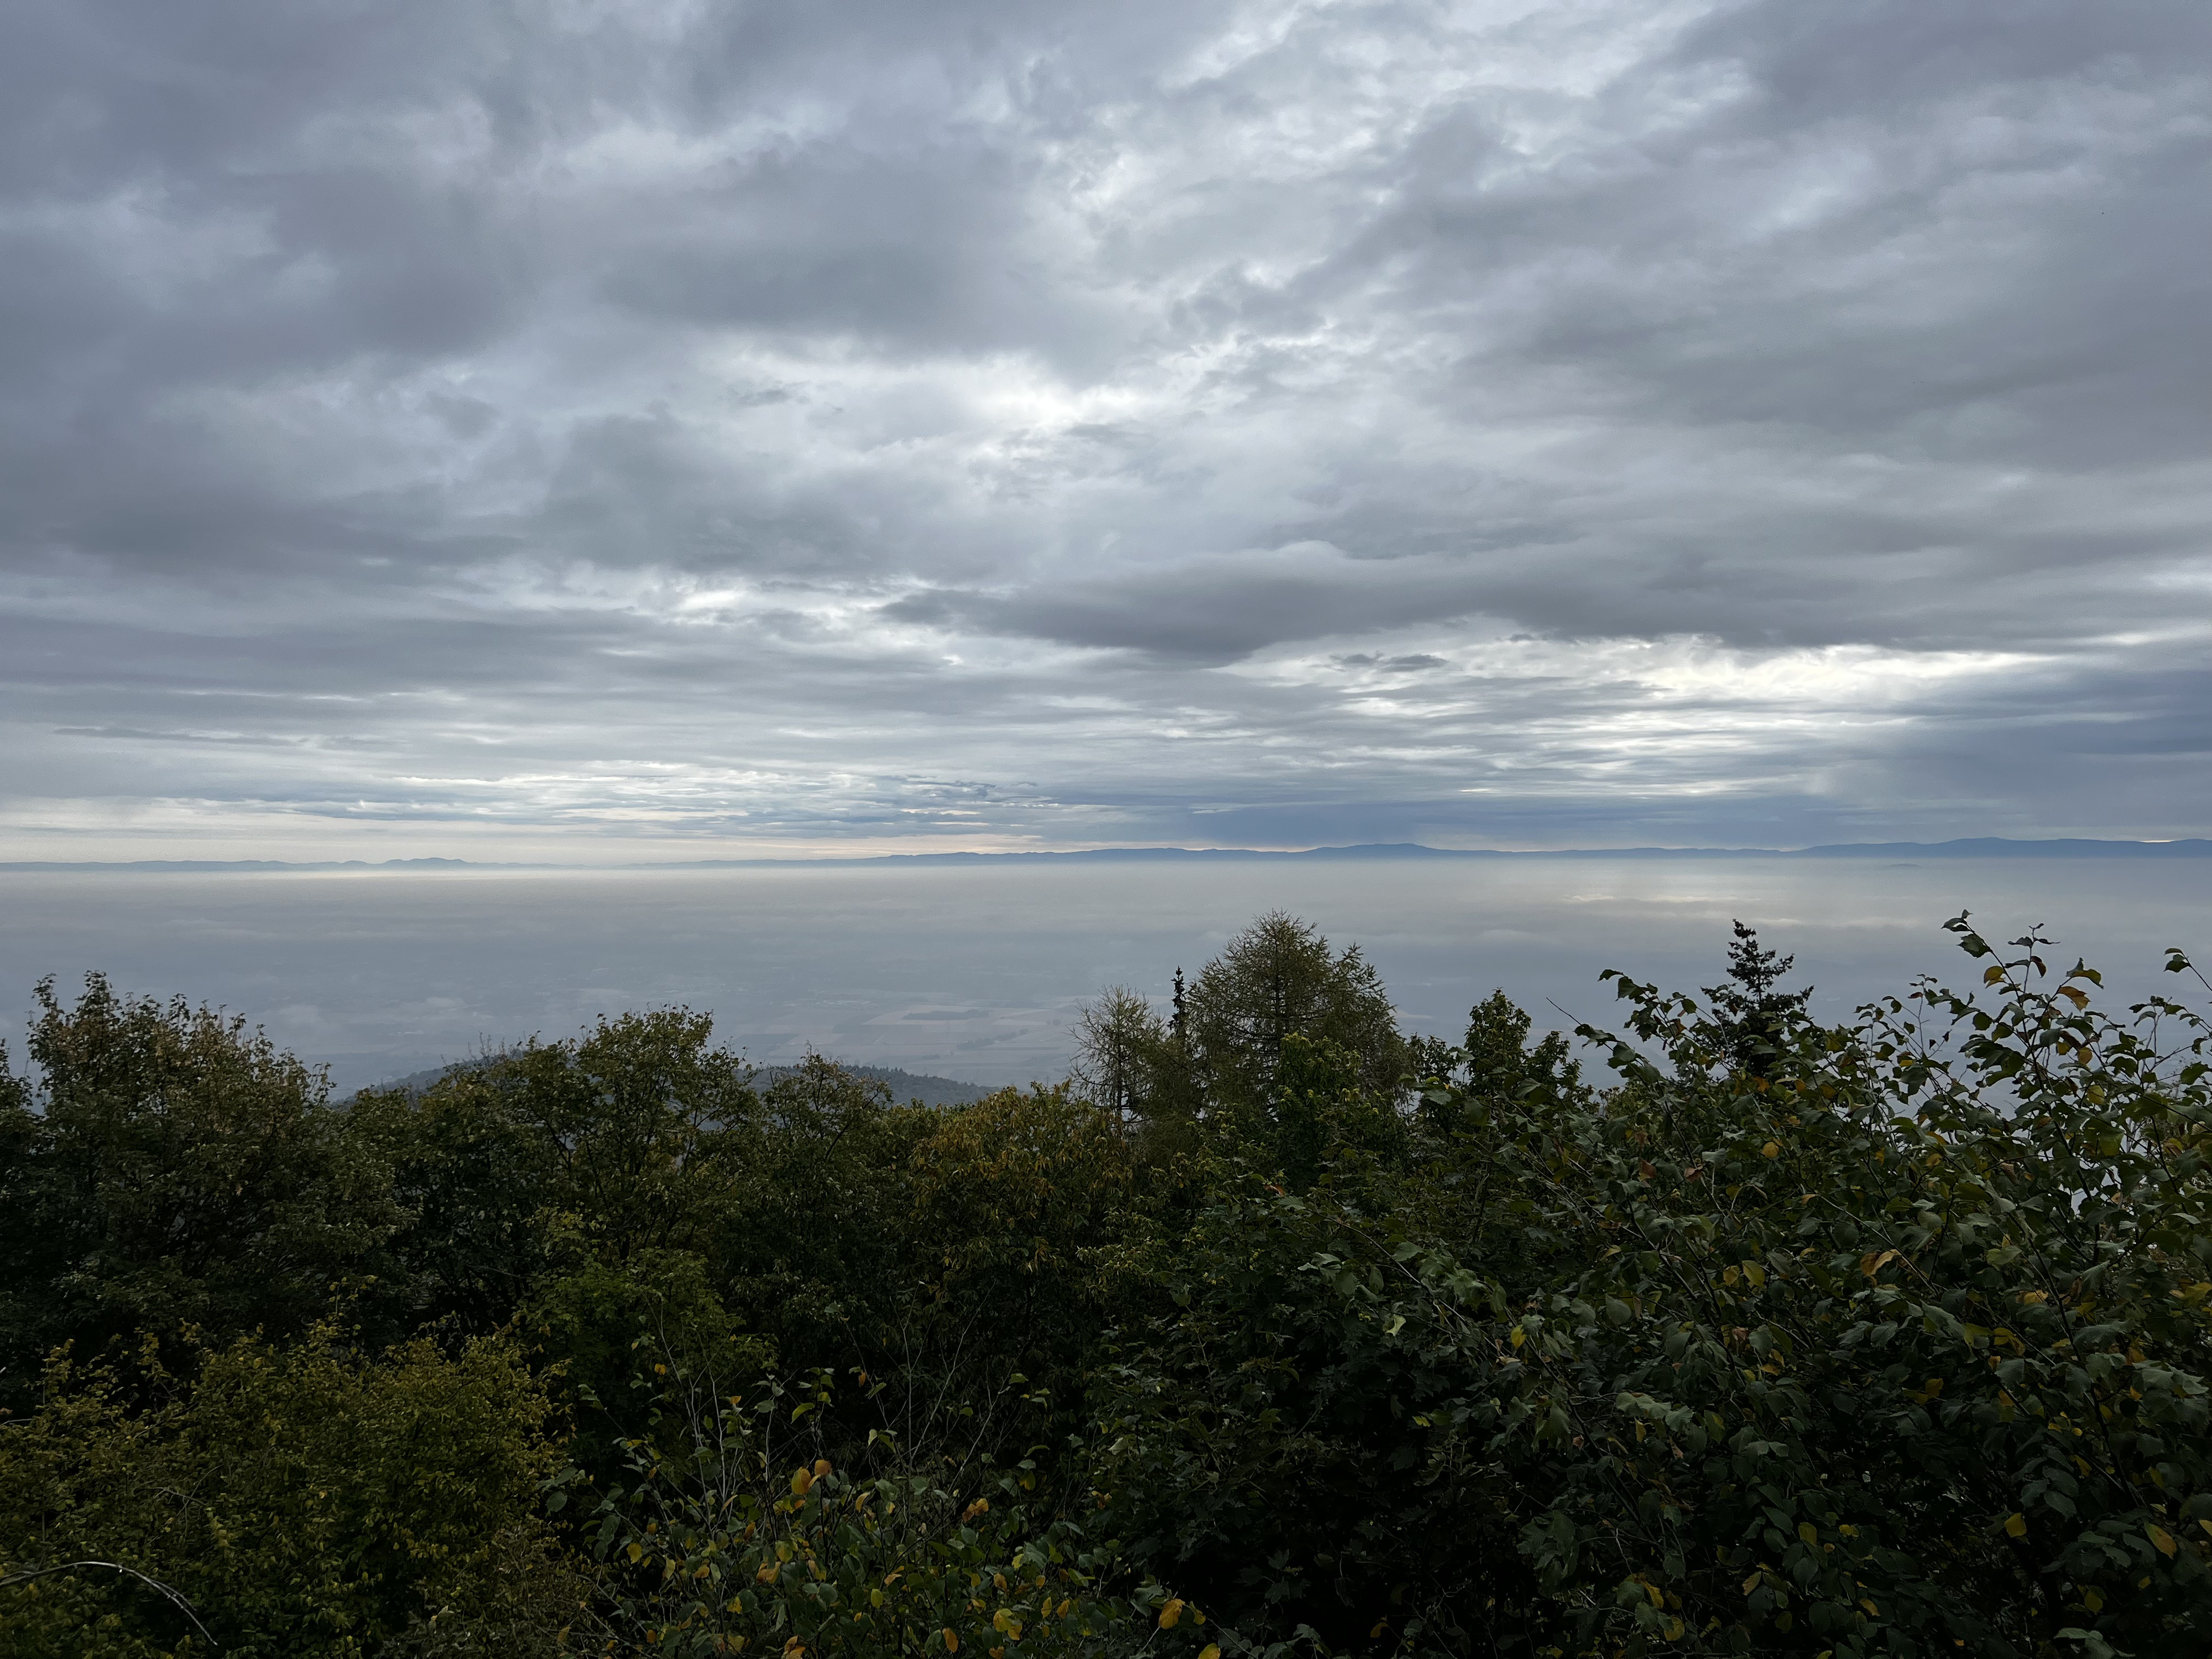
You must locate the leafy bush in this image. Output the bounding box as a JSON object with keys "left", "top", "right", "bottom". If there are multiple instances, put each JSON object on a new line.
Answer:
{"left": 560, "top": 1361, "right": 1202, "bottom": 1658}
{"left": 0, "top": 974, "right": 397, "bottom": 1404}
{"left": 0, "top": 1322, "right": 582, "bottom": 1657}
{"left": 1092, "top": 917, "right": 2212, "bottom": 1655}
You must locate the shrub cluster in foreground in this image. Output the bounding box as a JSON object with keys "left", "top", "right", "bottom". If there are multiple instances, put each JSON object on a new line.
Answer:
{"left": 2, "top": 912, "right": 2209, "bottom": 1657}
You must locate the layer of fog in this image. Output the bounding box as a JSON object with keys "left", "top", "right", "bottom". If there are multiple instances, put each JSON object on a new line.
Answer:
{"left": 4, "top": 857, "right": 2206, "bottom": 1097}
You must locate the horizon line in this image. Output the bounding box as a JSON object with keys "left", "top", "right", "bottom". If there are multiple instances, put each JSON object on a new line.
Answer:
{"left": 6, "top": 834, "right": 2211, "bottom": 872}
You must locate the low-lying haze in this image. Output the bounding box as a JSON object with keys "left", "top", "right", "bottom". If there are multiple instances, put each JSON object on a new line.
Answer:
{"left": 1, "top": 1, "right": 2206, "bottom": 858}
{"left": 6, "top": 857, "right": 2205, "bottom": 1095}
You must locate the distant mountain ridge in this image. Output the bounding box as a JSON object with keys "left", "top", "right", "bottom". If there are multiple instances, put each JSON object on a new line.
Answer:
{"left": 10, "top": 836, "right": 2211, "bottom": 872}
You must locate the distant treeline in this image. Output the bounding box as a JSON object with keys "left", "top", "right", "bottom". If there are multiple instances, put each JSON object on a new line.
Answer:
{"left": 2, "top": 912, "right": 2209, "bottom": 1657}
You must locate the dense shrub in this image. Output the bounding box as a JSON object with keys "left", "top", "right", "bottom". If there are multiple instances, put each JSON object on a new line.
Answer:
{"left": 0, "top": 1324, "right": 580, "bottom": 1657}
{"left": 0, "top": 975, "right": 397, "bottom": 1406}
{"left": 559, "top": 1361, "right": 1203, "bottom": 1658}
{"left": 1091, "top": 919, "right": 2212, "bottom": 1656}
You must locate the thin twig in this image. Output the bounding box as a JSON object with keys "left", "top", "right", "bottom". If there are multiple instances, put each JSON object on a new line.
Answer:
{"left": 0, "top": 1560, "right": 220, "bottom": 1648}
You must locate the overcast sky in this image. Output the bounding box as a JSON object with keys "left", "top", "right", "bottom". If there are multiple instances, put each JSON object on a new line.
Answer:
{"left": 2, "top": 0, "right": 2206, "bottom": 859}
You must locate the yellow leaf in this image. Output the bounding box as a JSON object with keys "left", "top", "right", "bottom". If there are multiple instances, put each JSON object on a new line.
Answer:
{"left": 1199, "top": 1648, "right": 1221, "bottom": 1659}
{"left": 2004, "top": 1514, "right": 2027, "bottom": 1538}
{"left": 629, "top": 1543, "right": 645, "bottom": 1564}
{"left": 2148, "top": 1525, "right": 2177, "bottom": 1557}
{"left": 813, "top": 1459, "right": 832, "bottom": 1479}
{"left": 2084, "top": 1587, "right": 2105, "bottom": 1611}
{"left": 1663, "top": 1618, "right": 1684, "bottom": 1641}
{"left": 1744, "top": 1262, "right": 1767, "bottom": 1288}
{"left": 1761, "top": 1141, "right": 1781, "bottom": 1159}
{"left": 1159, "top": 1599, "right": 1185, "bottom": 1629}
{"left": 1742, "top": 1573, "right": 1761, "bottom": 1595}
{"left": 791, "top": 1469, "right": 812, "bottom": 1496}
{"left": 942, "top": 1631, "right": 958, "bottom": 1653}
{"left": 756, "top": 1562, "right": 778, "bottom": 1584}
{"left": 1797, "top": 1522, "right": 1819, "bottom": 1546}
{"left": 1509, "top": 1327, "right": 1526, "bottom": 1350}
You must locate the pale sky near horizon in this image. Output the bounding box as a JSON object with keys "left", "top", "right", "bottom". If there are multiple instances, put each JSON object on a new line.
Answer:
{"left": 2, "top": 0, "right": 2207, "bottom": 860}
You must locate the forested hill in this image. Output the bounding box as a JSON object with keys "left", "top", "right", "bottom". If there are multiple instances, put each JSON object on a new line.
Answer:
{"left": 361, "top": 1057, "right": 998, "bottom": 1109}
{"left": 4, "top": 911, "right": 2210, "bottom": 1656}
{"left": 764, "top": 1062, "right": 998, "bottom": 1108}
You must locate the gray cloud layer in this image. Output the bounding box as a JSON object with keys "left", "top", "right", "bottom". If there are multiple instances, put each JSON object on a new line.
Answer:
{"left": 2, "top": 0, "right": 2206, "bottom": 855}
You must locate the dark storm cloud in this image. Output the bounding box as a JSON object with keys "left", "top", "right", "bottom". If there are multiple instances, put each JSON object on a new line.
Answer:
{"left": 0, "top": 0, "right": 2205, "bottom": 855}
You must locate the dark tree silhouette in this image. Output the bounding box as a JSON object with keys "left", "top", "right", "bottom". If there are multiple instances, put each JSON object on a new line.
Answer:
{"left": 1704, "top": 920, "right": 1814, "bottom": 1077}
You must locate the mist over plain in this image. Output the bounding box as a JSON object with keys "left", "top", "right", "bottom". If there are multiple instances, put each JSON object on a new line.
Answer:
{"left": 4, "top": 857, "right": 2204, "bottom": 1095}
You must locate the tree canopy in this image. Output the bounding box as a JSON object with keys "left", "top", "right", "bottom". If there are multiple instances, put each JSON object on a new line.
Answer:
{"left": 3, "top": 912, "right": 2208, "bottom": 1656}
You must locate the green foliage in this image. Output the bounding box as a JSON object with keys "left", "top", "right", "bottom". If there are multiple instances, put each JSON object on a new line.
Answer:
{"left": 706, "top": 1056, "right": 933, "bottom": 1365}
{"left": 528, "top": 1241, "right": 774, "bottom": 1480}
{"left": 1262, "top": 1034, "right": 1408, "bottom": 1193}
{"left": 1437, "top": 989, "right": 1583, "bottom": 1123}
{"left": 1070, "top": 988, "right": 1173, "bottom": 1125}
{"left": 1091, "top": 1169, "right": 1538, "bottom": 1655}
{"left": 0, "top": 1323, "right": 581, "bottom": 1657}
{"left": 8, "top": 910, "right": 2212, "bottom": 1656}
{"left": 346, "top": 1010, "right": 767, "bottom": 1342}
{"left": 431, "top": 1009, "right": 758, "bottom": 1266}
{"left": 560, "top": 1360, "right": 1206, "bottom": 1658}
{"left": 0, "top": 974, "right": 398, "bottom": 1406}
{"left": 1700, "top": 921, "right": 1817, "bottom": 1080}
{"left": 1093, "top": 917, "right": 2212, "bottom": 1655}
{"left": 1185, "top": 913, "right": 1405, "bottom": 1116}
{"left": 904, "top": 1085, "right": 1149, "bottom": 1449}
{"left": 343, "top": 1063, "right": 565, "bottom": 1337}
